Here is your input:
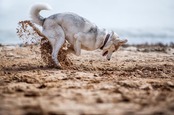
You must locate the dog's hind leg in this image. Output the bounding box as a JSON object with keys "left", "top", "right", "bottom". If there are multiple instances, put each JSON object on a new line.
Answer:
{"left": 42, "top": 24, "right": 65, "bottom": 68}
{"left": 52, "top": 36, "right": 65, "bottom": 68}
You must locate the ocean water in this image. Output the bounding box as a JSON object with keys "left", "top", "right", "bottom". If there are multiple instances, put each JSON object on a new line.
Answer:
{"left": 115, "top": 28, "right": 174, "bottom": 44}
{"left": 0, "top": 0, "right": 174, "bottom": 45}
{"left": 1, "top": 29, "right": 173, "bottom": 45}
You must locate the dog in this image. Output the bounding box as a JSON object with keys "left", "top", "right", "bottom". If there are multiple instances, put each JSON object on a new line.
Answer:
{"left": 30, "top": 3, "right": 127, "bottom": 68}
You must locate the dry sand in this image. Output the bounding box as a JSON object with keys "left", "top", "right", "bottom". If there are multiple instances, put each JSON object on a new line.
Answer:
{"left": 0, "top": 44, "right": 174, "bottom": 115}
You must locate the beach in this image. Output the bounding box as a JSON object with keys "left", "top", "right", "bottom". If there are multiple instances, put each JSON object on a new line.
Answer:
{"left": 0, "top": 44, "right": 174, "bottom": 115}
{"left": 0, "top": 0, "right": 174, "bottom": 114}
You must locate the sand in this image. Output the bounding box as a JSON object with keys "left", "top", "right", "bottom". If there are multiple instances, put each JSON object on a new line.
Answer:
{"left": 0, "top": 44, "right": 174, "bottom": 115}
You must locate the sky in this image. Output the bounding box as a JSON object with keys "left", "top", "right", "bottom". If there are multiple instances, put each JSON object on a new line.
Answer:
{"left": 0, "top": 0, "right": 174, "bottom": 29}
{"left": 0, "top": 0, "right": 174, "bottom": 44}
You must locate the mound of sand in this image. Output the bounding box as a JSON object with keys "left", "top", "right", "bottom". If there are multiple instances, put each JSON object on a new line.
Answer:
{"left": 17, "top": 20, "right": 72, "bottom": 69}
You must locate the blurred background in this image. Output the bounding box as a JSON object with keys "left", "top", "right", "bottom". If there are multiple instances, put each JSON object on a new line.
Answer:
{"left": 0, "top": 0, "right": 174, "bottom": 45}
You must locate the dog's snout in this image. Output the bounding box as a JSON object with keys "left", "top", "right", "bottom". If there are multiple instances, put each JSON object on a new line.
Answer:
{"left": 107, "top": 58, "right": 110, "bottom": 61}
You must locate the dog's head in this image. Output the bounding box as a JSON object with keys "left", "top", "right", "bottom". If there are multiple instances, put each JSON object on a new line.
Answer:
{"left": 102, "top": 31, "right": 127, "bottom": 60}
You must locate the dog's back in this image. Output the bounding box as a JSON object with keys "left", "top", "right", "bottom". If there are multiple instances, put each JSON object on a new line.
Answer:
{"left": 47, "top": 13, "right": 95, "bottom": 33}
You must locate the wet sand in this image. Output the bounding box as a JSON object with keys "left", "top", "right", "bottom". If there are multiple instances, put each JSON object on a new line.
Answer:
{"left": 0, "top": 44, "right": 174, "bottom": 115}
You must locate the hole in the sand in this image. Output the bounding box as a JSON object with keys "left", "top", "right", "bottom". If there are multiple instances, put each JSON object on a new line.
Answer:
{"left": 37, "top": 84, "right": 47, "bottom": 89}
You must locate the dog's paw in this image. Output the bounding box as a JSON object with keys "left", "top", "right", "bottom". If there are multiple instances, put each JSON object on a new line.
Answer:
{"left": 56, "top": 66, "right": 62, "bottom": 69}
{"left": 56, "top": 64, "right": 62, "bottom": 69}
{"left": 47, "top": 63, "right": 62, "bottom": 69}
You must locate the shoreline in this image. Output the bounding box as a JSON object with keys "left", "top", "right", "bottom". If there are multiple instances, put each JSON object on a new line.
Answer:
{"left": 1, "top": 41, "right": 174, "bottom": 46}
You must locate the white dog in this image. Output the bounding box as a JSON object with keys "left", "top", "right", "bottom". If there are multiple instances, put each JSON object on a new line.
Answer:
{"left": 30, "top": 3, "right": 127, "bottom": 68}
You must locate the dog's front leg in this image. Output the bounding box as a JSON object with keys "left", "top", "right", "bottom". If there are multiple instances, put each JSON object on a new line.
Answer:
{"left": 74, "top": 35, "right": 82, "bottom": 56}
{"left": 74, "top": 40, "right": 81, "bottom": 56}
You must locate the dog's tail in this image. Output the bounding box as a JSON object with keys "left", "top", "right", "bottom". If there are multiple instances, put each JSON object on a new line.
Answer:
{"left": 30, "top": 3, "right": 52, "bottom": 26}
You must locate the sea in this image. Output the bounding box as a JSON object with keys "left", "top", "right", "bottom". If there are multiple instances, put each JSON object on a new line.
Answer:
{"left": 0, "top": 0, "right": 174, "bottom": 45}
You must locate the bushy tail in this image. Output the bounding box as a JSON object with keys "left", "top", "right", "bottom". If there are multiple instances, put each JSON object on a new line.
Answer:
{"left": 30, "top": 3, "right": 52, "bottom": 26}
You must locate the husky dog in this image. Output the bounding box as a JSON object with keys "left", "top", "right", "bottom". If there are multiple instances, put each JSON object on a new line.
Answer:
{"left": 30, "top": 3, "right": 127, "bottom": 68}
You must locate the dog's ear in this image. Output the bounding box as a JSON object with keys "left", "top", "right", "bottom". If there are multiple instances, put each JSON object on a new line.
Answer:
{"left": 111, "top": 31, "right": 114, "bottom": 36}
{"left": 118, "top": 39, "right": 128, "bottom": 46}
{"left": 111, "top": 31, "right": 118, "bottom": 39}
{"left": 110, "top": 31, "right": 118, "bottom": 41}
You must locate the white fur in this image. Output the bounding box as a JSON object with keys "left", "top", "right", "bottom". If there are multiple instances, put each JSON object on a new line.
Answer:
{"left": 30, "top": 3, "right": 127, "bottom": 68}
{"left": 30, "top": 3, "right": 52, "bottom": 26}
